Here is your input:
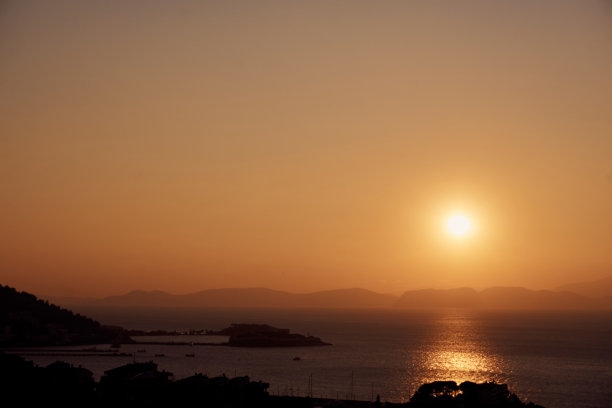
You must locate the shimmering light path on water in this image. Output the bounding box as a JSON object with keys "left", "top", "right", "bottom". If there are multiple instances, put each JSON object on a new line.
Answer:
{"left": 420, "top": 312, "right": 507, "bottom": 384}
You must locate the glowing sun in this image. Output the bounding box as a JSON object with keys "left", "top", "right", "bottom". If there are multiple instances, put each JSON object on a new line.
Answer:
{"left": 446, "top": 214, "right": 472, "bottom": 237}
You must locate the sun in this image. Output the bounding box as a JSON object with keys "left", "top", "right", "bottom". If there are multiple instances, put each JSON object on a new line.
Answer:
{"left": 446, "top": 214, "right": 472, "bottom": 237}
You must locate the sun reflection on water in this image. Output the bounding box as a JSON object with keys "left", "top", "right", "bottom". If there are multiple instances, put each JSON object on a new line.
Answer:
{"left": 401, "top": 311, "right": 509, "bottom": 400}
{"left": 423, "top": 349, "right": 502, "bottom": 384}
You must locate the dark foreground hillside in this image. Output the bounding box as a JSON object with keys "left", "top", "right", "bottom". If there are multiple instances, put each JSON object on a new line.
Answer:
{"left": 0, "top": 285, "right": 131, "bottom": 346}
{"left": 0, "top": 352, "right": 543, "bottom": 408}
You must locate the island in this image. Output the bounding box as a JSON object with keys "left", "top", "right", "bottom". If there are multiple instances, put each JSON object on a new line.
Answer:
{"left": 206, "top": 324, "right": 332, "bottom": 347}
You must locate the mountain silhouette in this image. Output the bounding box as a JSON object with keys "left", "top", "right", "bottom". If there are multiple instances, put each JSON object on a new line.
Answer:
{"left": 53, "top": 288, "right": 398, "bottom": 309}
{"left": 394, "top": 288, "right": 480, "bottom": 308}
{"left": 556, "top": 275, "right": 612, "bottom": 299}
{"left": 47, "top": 285, "right": 610, "bottom": 310}
{"left": 395, "top": 286, "right": 602, "bottom": 309}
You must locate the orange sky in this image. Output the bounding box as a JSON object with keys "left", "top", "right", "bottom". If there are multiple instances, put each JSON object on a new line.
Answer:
{"left": 1, "top": 0, "right": 611, "bottom": 297}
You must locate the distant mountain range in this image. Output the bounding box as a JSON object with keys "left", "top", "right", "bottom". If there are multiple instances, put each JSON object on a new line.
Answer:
{"left": 394, "top": 287, "right": 606, "bottom": 309}
{"left": 47, "top": 277, "right": 612, "bottom": 310}
{"left": 52, "top": 288, "right": 398, "bottom": 309}
{"left": 556, "top": 275, "right": 612, "bottom": 299}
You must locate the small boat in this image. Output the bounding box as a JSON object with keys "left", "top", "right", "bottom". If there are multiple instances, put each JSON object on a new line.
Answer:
{"left": 185, "top": 353, "right": 195, "bottom": 357}
{"left": 154, "top": 353, "right": 165, "bottom": 357}
{"left": 293, "top": 357, "right": 301, "bottom": 361}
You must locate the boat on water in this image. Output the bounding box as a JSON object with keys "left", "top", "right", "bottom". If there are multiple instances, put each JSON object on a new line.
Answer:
{"left": 185, "top": 353, "right": 195, "bottom": 357}
{"left": 154, "top": 353, "right": 165, "bottom": 357}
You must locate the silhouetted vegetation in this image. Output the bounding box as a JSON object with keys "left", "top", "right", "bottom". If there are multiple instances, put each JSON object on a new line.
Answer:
{"left": 0, "top": 353, "right": 545, "bottom": 408}
{"left": 0, "top": 285, "right": 132, "bottom": 346}
{"left": 0, "top": 352, "right": 95, "bottom": 407}
{"left": 409, "top": 380, "right": 544, "bottom": 408}
{"left": 0, "top": 352, "right": 269, "bottom": 408}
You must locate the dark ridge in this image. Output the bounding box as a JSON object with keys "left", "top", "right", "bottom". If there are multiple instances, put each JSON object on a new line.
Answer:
{"left": 0, "top": 284, "right": 132, "bottom": 347}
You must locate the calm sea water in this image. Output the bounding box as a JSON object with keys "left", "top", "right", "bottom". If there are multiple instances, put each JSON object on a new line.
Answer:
{"left": 23, "top": 308, "right": 612, "bottom": 408}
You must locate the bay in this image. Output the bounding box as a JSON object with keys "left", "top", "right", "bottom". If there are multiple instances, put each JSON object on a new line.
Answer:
{"left": 23, "top": 308, "right": 612, "bottom": 408}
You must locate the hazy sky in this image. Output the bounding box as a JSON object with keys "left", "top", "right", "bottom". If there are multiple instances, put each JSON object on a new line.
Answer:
{"left": 1, "top": 0, "right": 611, "bottom": 297}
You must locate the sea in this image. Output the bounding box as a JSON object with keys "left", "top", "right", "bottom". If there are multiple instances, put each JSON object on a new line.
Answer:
{"left": 20, "top": 308, "right": 612, "bottom": 408}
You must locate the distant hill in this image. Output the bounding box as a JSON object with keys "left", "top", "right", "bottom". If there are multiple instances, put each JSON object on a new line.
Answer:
{"left": 47, "top": 285, "right": 612, "bottom": 311}
{"left": 556, "top": 276, "right": 612, "bottom": 299}
{"left": 395, "top": 286, "right": 605, "bottom": 309}
{"left": 0, "top": 285, "right": 131, "bottom": 346}
{"left": 479, "top": 287, "right": 600, "bottom": 309}
{"left": 296, "top": 288, "right": 398, "bottom": 308}
{"left": 393, "top": 288, "right": 480, "bottom": 308}
{"left": 52, "top": 288, "right": 398, "bottom": 309}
